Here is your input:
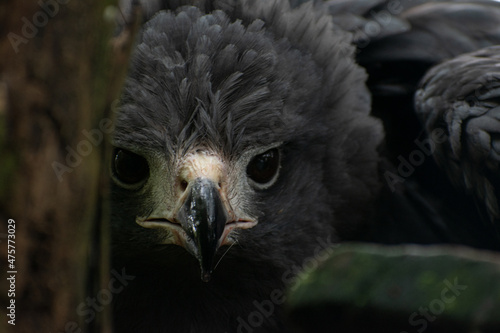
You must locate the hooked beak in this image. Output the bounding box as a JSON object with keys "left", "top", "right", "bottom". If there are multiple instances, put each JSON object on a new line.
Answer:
{"left": 136, "top": 151, "right": 258, "bottom": 282}
{"left": 176, "top": 178, "right": 227, "bottom": 282}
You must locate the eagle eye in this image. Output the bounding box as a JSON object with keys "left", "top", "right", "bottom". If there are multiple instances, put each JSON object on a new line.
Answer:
{"left": 246, "top": 148, "right": 280, "bottom": 187}
{"left": 112, "top": 148, "right": 149, "bottom": 187}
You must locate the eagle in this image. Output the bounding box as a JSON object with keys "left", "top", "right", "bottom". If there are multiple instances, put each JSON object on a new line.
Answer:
{"left": 110, "top": 0, "right": 500, "bottom": 331}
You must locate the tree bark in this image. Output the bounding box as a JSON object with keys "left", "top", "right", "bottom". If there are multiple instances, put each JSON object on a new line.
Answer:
{"left": 0, "top": 1, "right": 134, "bottom": 332}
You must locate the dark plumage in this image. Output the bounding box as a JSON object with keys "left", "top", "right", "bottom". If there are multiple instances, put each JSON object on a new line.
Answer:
{"left": 110, "top": 0, "right": 500, "bottom": 331}
{"left": 112, "top": 1, "right": 381, "bottom": 331}
{"left": 415, "top": 46, "right": 500, "bottom": 241}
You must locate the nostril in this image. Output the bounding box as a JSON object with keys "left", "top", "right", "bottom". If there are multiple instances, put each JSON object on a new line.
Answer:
{"left": 180, "top": 180, "right": 188, "bottom": 192}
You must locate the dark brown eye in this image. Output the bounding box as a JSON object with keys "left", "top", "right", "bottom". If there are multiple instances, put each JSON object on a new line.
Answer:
{"left": 247, "top": 148, "right": 280, "bottom": 185}
{"left": 112, "top": 148, "right": 149, "bottom": 186}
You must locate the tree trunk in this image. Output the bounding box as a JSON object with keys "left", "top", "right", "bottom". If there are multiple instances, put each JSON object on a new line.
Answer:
{"left": 0, "top": 1, "right": 135, "bottom": 332}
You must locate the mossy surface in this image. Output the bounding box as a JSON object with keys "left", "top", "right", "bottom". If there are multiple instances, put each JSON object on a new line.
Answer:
{"left": 287, "top": 244, "right": 500, "bottom": 332}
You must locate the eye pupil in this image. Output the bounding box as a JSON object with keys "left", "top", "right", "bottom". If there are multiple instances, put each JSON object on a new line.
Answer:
{"left": 247, "top": 148, "right": 280, "bottom": 185}
{"left": 113, "top": 149, "right": 149, "bottom": 185}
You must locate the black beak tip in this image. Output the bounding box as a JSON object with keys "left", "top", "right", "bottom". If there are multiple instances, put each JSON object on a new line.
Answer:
{"left": 201, "top": 271, "right": 212, "bottom": 283}
{"left": 178, "top": 177, "right": 228, "bottom": 282}
{"left": 200, "top": 256, "right": 214, "bottom": 282}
